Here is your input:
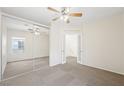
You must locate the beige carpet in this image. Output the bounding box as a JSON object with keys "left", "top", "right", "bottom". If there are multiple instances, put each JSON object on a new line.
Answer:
{"left": 0, "top": 57, "right": 124, "bottom": 86}
{"left": 3, "top": 57, "right": 49, "bottom": 79}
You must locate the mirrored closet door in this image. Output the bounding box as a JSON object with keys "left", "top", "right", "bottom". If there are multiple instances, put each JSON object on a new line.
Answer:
{"left": 32, "top": 27, "right": 49, "bottom": 71}
{"left": 1, "top": 15, "right": 49, "bottom": 81}
{"left": 1, "top": 16, "right": 35, "bottom": 80}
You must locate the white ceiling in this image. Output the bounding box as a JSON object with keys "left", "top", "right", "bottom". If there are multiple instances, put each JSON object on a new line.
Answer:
{"left": 1, "top": 7, "right": 124, "bottom": 26}
{"left": 5, "top": 17, "right": 49, "bottom": 34}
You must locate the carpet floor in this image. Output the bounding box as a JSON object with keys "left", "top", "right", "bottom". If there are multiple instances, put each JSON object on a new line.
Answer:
{"left": 0, "top": 57, "right": 124, "bottom": 86}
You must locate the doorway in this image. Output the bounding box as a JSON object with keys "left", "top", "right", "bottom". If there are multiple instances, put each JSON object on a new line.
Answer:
{"left": 62, "top": 32, "right": 82, "bottom": 64}
{"left": 65, "top": 34, "right": 78, "bottom": 64}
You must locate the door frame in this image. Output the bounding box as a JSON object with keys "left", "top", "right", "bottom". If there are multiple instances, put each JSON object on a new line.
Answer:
{"left": 61, "top": 30, "right": 84, "bottom": 64}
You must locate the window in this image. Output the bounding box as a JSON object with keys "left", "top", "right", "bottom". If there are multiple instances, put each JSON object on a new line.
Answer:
{"left": 12, "top": 37, "right": 25, "bottom": 53}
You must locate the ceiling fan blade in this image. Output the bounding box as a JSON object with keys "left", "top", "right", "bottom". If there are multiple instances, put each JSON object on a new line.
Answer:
{"left": 52, "top": 17, "right": 60, "bottom": 21}
{"left": 69, "top": 13, "right": 82, "bottom": 17}
{"left": 48, "top": 7, "right": 60, "bottom": 13}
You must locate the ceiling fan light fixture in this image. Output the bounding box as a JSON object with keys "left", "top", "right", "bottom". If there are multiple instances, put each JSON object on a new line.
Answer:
{"left": 66, "top": 8, "right": 70, "bottom": 13}
{"left": 34, "top": 31, "right": 40, "bottom": 35}
{"left": 63, "top": 15, "right": 69, "bottom": 22}
{"left": 27, "top": 25, "right": 41, "bottom": 35}
{"left": 48, "top": 7, "right": 82, "bottom": 24}
{"left": 60, "top": 16, "right": 64, "bottom": 20}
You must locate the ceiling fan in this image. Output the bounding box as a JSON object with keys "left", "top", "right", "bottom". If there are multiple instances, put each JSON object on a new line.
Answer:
{"left": 48, "top": 7, "right": 83, "bottom": 23}
{"left": 27, "top": 25, "right": 41, "bottom": 35}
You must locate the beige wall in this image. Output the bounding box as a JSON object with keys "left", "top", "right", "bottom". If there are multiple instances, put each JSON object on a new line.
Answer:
{"left": 49, "top": 21, "right": 62, "bottom": 66}
{"left": 7, "top": 29, "right": 49, "bottom": 62}
{"left": 83, "top": 13, "right": 124, "bottom": 75}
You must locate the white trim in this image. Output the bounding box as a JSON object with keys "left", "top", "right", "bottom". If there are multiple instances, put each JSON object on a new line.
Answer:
{"left": 62, "top": 30, "right": 83, "bottom": 64}
{"left": 1, "top": 12, "right": 50, "bottom": 29}
{"left": 77, "top": 34, "right": 81, "bottom": 64}
{"left": 0, "top": 9, "right": 2, "bottom": 81}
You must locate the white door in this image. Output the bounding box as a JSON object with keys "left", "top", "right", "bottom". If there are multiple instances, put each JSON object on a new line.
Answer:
{"left": 77, "top": 35, "right": 82, "bottom": 64}
{"left": 61, "top": 34, "right": 66, "bottom": 64}
{"left": 78, "top": 32, "right": 85, "bottom": 65}
{"left": 77, "top": 35, "right": 81, "bottom": 63}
